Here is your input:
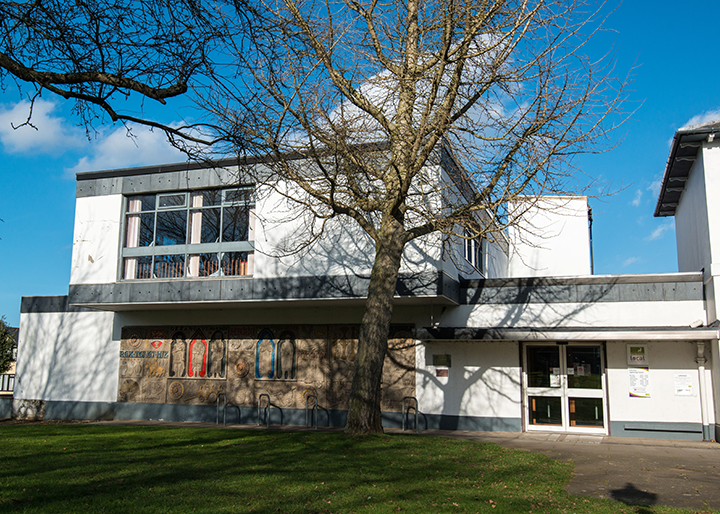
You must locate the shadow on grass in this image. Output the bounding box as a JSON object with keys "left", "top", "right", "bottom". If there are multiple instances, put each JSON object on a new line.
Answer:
{"left": 0, "top": 425, "right": 607, "bottom": 513}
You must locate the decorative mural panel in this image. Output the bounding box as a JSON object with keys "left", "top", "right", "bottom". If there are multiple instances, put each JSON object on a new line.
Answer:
{"left": 118, "top": 325, "right": 415, "bottom": 411}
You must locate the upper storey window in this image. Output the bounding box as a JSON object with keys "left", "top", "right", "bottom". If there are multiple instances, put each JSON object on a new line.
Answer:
{"left": 122, "top": 188, "right": 254, "bottom": 280}
{"left": 464, "top": 229, "right": 484, "bottom": 276}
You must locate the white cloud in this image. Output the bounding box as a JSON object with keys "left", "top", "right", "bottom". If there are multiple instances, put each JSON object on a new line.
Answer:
{"left": 646, "top": 177, "right": 662, "bottom": 198}
{"left": 630, "top": 189, "right": 642, "bottom": 207}
{"left": 67, "top": 125, "right": 188, "bottom": 175}
{"left": 623, "top": 256, "right": 640, "bottom": 267}
{"left": 0, "top": 99, "right": 83, "bottom": 153}
{"left": 645, "top": 220, "right": 674, "bottom": 241}
{"left": 681, "top": 108, "right": 720, "bottom": 129}
{"left": 0, "top": 99, "right": 189, "bottom": 172}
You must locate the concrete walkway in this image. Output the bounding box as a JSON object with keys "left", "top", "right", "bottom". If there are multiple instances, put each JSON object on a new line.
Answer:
{"left": 96, "top": 420, "right": 720, "bottom": 511}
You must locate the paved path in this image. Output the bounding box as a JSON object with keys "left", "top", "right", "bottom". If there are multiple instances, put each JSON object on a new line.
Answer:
{"left": 97, "top": 421, "right": 720, "bottom": 511}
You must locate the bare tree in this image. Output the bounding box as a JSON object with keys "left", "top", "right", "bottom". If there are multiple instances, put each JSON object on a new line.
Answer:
{"left": 0, "top": 0, "right": 625, "bottom": 434}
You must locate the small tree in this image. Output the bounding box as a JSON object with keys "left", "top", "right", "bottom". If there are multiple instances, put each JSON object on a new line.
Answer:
{"left": 0, "top": 317, "right": 16, "bottom": 375}
{"left": 0, "top": 0, "right": 626, "bottom": 434}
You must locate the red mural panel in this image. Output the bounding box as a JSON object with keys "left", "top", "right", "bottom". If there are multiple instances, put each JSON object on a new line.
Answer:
{"left": 188, "top": 334, "right": 208, "bottom": 377}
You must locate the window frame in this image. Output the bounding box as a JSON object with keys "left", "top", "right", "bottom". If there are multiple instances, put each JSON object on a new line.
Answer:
{"left": 464, "top": 229, "right": 484, "bottom": 275}
{"left": 120, "top": 187, "right": 255, "bottom": 280}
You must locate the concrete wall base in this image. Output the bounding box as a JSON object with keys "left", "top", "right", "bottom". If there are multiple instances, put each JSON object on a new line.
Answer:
{"left": 13, "top": 399, "right": 522, "bottom": 433}
{"left": 610, "top": 421, "right": 705, "bottom": 441}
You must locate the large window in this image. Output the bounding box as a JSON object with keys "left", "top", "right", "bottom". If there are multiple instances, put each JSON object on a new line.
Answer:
{"left": 122, "top": 188, "right": 254, "bottom": 280}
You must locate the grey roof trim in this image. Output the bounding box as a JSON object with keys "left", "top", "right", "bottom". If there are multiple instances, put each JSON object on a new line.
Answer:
{"left": 655, "top": 120, "right": 720, "bottom": 217}
{"left": 417, "top": 326, "right": 720, "bottom": 341}
{"left": 461, "top": 272, "right": 703, "bottom": 305}
{"left": 462, "top": 271, "right": 702, "bottom": 288}
{"left": 60, "top": 272, "right": 460, "bottom": 311}
{"left": 76, "top": 157, "right": 242, "bottom": 181}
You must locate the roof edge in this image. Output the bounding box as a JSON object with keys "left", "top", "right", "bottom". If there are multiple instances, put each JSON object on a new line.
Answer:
{"left": 655, "top": 121, "right": 720, "bottom": 217}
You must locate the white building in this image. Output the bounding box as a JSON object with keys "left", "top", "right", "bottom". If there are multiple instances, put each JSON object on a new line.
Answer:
{"left": 6, "top": 137, "right": 720, "bottom": 441}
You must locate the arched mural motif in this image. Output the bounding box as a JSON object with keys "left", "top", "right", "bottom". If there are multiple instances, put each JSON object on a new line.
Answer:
{"left": 209, "top": 330, "right": 226, "bottom": 378}
{"left": 188, "top": 330, "right": 208, "bottom": 378}
{"left": 255, "top": 329, "right": 276, "bottom": 379}
{"left": 277, "top": 331, "right": 297, "bottom": 380}
{"left": 169, "top": 332, "right": 187, "bottom": 378}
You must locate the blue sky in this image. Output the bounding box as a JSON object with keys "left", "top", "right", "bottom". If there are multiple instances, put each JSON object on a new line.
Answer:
{"left": 0, "top": 2, "right": 718, "bottom": 327}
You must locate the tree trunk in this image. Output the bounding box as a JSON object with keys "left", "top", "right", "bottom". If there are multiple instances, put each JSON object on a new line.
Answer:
{"left": 345, "top": 223, "right": 406, "bottom": 435}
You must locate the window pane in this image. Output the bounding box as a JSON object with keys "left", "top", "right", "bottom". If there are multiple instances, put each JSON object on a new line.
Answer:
{"left": 128, "top": 194, "right": 155, "bottom": 212}
{"left": 224, "top": 188, "right": 252, "bottom": 204}
{"left": 124, "top": 256, "right": 153, "bottom": 279}
{"left": 527, "top": 346, "right": 560, "bottom": 388}
{"left": 567, "top": 347, "right": 602, "bottom": 389}
{"left": 139, "top": 213, "right": 155, "bottom": 247}
{"left": 156, "top": 210, "right": 188, "bottom": 246}
{"left": 190, "top": 208, "right": 220, "bottom": 243}
{"left": 201, "top": 190, "right": 222, "bottom": 206}
{"left": 222, "top": 252, "right": 249, "bottom": 276}
{"left": 154, "top": 254, "right": 185, "bottom": 278}
{"left": 158, "top": 193, "right": 186, "bottom": 208}
{"left": 197, "top": 253, "right": 220, "bottom": 277}
{"left": 222, "top": 206, "right": 249, "bottom": 242}
{"left": 569, "top": 397, "right": 604, "bottom": 427}
{"left": 529, "top": 396, "right": 562, "bottom": 426}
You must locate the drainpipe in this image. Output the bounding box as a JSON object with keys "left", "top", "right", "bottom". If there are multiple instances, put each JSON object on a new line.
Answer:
{"left": 696, "top": 341, "right": 710, "bottom": 441}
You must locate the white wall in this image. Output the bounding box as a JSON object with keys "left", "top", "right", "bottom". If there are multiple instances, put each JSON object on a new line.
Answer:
{"left": 252, "top": 180, "right": 444, "bottom": 279}
{"left": 70, "top": 195, "right": 123, "bottom": 285}
{"left": 416, "top": 341, "right": 521, "bottom": 419}
{"left": 486, "top": 234, "right": 510, "bottom": 278}
{"left": 606, "top": 340, "right": 710, "bottom": 425}
{"left": 507, "top": 196, "right": 591, "bottom": 278}
{"left": 675, "top": 151, "right": 710, "bottom": 275}
{"left": 16, "top": 310, "right": 118, "bottom": 402}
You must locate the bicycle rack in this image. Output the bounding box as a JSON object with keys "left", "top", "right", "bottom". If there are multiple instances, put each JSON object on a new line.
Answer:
{"left": 305, "top": 395, "right": 331, "bottom": 429}
{"left": 257, "top": 394, "right": 271, "bottom": 428}
{"left": 402, "top": 396, "right": 419, "bottom": 433}
{"left": 305, "top": 395, "right": 318, "bottom": 429}
{"left": 216, "top": 393, "right": 227, "bottom": 426}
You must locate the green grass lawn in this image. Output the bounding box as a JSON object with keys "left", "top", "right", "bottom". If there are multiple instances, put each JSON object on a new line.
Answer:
{"left": 0, "top": 424, "right": 712, "bottom": 513}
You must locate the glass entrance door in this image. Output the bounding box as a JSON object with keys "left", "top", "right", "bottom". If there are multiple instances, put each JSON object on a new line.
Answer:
{"left": 524, "top": 343, "right": 607, "bottom": 434}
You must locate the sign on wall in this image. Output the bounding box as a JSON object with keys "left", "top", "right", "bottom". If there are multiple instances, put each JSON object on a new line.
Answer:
{"left": 629, "top": 367, "right": 650, "bottom": 398}
{"left": 627, "top": 344, "right": 649, "bottom": 366}
{"left": 673, "top": 373, "right": 694, "bottom": 396}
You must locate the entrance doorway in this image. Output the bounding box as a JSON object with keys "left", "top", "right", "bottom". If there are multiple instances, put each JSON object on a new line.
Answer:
{"left": 523, "top": 343, "right": 607, "bottom": 434}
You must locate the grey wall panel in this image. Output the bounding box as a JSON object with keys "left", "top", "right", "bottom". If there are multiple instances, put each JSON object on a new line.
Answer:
{"left": 220, "top": 279, "right": 253, "bottom": 301}
{"left": 77, "top": 159, "right": 253, "bottom": 198}
{"left": 187, "top": 281, "right": 222, "bottom": 302}
{"left": 21, "top": 296, "right": 94, "bottom": 313}
{"left": 463, "top": 279, "right": 703, "bottom": 305}
{"left": 663, "top": 281, "right": 703, "bottom": 301}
